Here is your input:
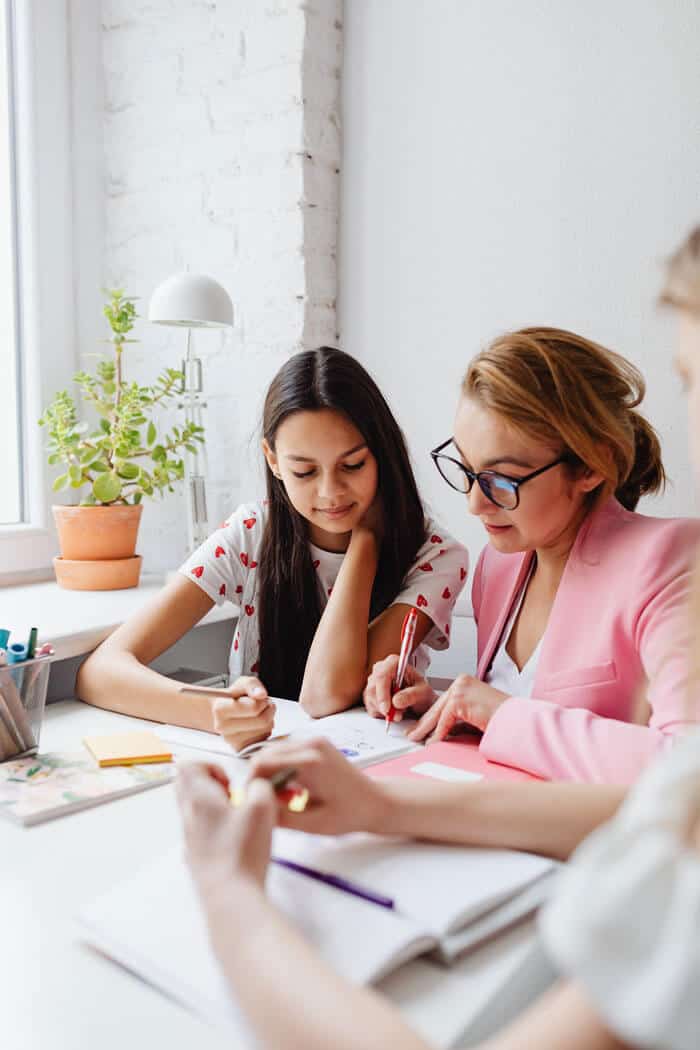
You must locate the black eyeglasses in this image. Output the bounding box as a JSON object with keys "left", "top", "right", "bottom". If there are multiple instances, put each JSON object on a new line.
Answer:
{"left": 430, "top": 439, "right": 566, "bottom": 510}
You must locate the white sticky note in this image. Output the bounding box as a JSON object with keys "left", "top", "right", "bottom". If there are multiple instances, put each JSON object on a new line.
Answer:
{"left": 409, "top": 761, "right": 484, "bottom": 784}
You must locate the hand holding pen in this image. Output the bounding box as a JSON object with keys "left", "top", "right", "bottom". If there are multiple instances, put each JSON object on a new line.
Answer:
{"left": 177, "top": 752, "right": 394, "bottom": 919}
{"left": 179, "top": 677, "right": 275, "bottom": 753}
{"left": 385, "top": 607, "right": 419, "bottom": 732}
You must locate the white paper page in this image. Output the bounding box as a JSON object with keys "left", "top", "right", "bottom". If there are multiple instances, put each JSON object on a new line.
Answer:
{"left": 274, "top": 828, "right": 556, "bottom": 939}
{"left": 78, "top": 848, "right": 434, "bottom": 1033}
{"left": 79, "top": 856, "right": 251, "bottom": 1035}
{"left": 288, "top": 705, "right": 420, "bottom": 767}
{"left": 159, "top": 699, "right": 419, "bottom": 767}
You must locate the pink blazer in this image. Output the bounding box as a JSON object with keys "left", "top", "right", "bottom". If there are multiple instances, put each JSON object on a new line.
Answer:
{"left": 472, "top": 499, "right": 700, "bottom": 784}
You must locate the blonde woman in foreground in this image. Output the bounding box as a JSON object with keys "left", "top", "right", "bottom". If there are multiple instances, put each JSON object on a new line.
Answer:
{"left": 176, "top": 227, "right": 700, "bottom": 1050}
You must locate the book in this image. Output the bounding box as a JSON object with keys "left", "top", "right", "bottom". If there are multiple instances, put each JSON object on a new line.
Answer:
{"left": 367, "top": 737, "right": 542, "bottom": 783}
{"left": 157, "top": 698, "right": 421, "bottom": 767}
{"left": 83, "top": 730, "right": 172, "bottom": 767}
{"left": 0, "top": 752, "right": 174, "bottom": 826}
{"left": 78, "top": 830, "right": 557, "bottom": 1031}
{"left": 272, "top": 827, "right": 557, "bottom": 963}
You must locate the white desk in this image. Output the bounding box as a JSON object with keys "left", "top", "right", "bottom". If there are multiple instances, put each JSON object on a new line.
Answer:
{"left": 2, "top": 701, "right": 556, "bottom": 1050}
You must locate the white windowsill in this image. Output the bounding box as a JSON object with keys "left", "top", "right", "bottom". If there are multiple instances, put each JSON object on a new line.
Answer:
{"left": 1, "top": 579, "right": 470, "bottom": 666}
{"left": 2, "top": 575, "right": 236, "bottom": 661}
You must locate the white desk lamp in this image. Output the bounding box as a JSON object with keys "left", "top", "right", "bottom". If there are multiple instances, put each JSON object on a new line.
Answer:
{"left": 148, "top": 273, "right": 234, "bottom": 553}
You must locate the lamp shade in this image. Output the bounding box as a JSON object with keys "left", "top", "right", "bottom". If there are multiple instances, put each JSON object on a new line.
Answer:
{"left": 148, "top": 272, "right": 234, "bottom": 328}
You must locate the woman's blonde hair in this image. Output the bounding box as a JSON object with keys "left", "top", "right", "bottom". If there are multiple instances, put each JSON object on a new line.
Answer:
{"left": 661, "top": 227, "right": 700, "bottom": 711}
{"left": 463, "top": 326, "right": 666, "bottom": 511}
{"left": 659, "top": 226, "right": 700, "bottom": 316}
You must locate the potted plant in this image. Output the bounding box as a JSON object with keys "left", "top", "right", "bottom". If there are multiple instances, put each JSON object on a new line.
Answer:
{"left": 39, "top": 289, "right": 204, "bottom": 590}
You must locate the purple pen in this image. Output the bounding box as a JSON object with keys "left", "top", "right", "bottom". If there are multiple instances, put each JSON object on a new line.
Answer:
{"left": 271, "top": 856, "right": 395, "bottom": 910}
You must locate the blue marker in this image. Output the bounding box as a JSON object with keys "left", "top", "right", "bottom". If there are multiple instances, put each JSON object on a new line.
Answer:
{"left": 0, "top": 629, "right": 9, "bottom": 650}
{"left": 7, "top": 643, "right": 27, "bottom": 664}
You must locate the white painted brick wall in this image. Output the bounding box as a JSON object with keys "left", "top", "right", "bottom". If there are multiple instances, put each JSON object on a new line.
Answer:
{"left": 93, "top": 0, "right": 342, "bottom": 571}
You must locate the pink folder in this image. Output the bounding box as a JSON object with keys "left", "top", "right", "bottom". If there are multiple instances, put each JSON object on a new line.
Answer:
{"left": 367, "top": 737, "right": 543, "bottom": 783}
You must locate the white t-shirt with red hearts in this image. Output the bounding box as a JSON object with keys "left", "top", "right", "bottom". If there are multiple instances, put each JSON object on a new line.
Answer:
{"left": 179, "top": 500, "right": 469, "bottom": 684}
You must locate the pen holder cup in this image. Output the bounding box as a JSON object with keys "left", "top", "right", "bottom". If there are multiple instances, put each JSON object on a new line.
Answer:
{"left": 0, "top": 658, "right": 51, "bottom": 762}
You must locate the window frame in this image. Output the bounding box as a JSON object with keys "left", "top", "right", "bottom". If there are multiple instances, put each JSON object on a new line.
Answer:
{"left": 0, "top": 0, "right": 78, "bottom": 580}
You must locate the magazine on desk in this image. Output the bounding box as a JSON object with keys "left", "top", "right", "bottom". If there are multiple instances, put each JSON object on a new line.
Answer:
{"left": 0, "top": 752, "right": 173, "bottom": 826}
{"left": 78, "top": 827, "right": 558, "bottom": 1031}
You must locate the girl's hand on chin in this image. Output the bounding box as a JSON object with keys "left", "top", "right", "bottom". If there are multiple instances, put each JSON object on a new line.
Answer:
{"left": 354, "top": 494, "right": 385, "bottom": 544}
{"left": 212, "top": 676, "right": 276, "bottom": 753}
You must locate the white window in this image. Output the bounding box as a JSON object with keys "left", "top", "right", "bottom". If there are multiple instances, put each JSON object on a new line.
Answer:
{"left": 0, "top": 0, "right": 77, "bottom": 580}
{"left": 0, "top": 0, "right": 21, "bottom": 526}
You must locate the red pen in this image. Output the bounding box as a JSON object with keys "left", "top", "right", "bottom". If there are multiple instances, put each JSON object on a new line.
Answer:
{"left": 386, "top": 606, "right": 419, "bottom": 732}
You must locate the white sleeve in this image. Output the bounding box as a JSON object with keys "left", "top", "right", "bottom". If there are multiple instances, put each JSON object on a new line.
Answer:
{"left": 393, "top": 523, "right": 469, "bottom": 650}
{"left": 539, "top": 732, "right": 700, "bottom": 1050}
{"left": 178, "top": 502, "right": 262, "bottom": 607}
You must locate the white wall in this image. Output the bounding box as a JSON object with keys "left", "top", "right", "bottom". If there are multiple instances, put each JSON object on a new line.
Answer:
{"left": 339, "top": 0, "right": 700, "bottom": 567}
{"left": 67, "top": 0, "right": 341, "bottom": 573}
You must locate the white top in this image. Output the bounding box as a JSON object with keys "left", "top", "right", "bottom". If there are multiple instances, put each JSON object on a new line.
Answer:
{"left": 179, "top": 501, "right": 469, "bottom": 681}
{"left": 541, "top": 730, "right": 700, "bottom": 1050}
{"left": 485, "top": 566, "right": 542, "bottom": 698}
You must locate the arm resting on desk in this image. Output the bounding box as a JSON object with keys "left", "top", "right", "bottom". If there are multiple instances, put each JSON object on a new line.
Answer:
{"left": 375, "top": 778, "right": 624, "bottom": 862}
{"left": 76, "top": 575, "right": 220, "bottom": 731}
{"left": 248, "top": 738, "right": 625, "bottom": 862}
{"left": 480, "top": 981, "right": 631, "bottom": 1050}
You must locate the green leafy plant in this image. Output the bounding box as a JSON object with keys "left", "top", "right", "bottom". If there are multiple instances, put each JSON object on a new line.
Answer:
{"left": 39, "top": 288, "right": 204, "bottom": 506}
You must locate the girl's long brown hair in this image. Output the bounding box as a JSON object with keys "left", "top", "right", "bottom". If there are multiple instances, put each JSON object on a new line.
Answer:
{"left": 463, "top": 327, "right": 666, "bottom": 511}
{"left": 257, "top": 347, "right": 427, "bottom": 700}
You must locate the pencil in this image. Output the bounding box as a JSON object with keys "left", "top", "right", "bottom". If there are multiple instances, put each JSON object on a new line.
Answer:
{"left": 180, "top": 685, "right": 241, "bottom": 700}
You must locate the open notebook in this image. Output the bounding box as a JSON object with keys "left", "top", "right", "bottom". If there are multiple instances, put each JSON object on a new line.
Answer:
{"left": 273, "top": 828, "right": 559, "bottom": 963}
{"left": 156, "top": 699, "right": 421, "bottom": 767}
{"left": 78, "top": 830, "right": 558, "bottom": 1031}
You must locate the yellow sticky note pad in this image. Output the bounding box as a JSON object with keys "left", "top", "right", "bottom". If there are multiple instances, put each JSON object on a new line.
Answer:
{"left": 83, "top": 731, "right": 172, "bottom": 767}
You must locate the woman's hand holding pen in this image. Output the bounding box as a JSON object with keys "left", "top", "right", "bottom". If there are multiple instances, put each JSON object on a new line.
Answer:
{"left": 177, "top": 763, "right": 276, "bottom": 896}
{"left": 363, "top": 653, "right": 437, "bottom": 721}
{"left": 212, "top": 676, "right": 276, "bottom": 753}
{"left": 408, "top": 675, "right": 509, "bottom": 741}
{"left": 248, "top": 737, "right": 384, "bottom": 835}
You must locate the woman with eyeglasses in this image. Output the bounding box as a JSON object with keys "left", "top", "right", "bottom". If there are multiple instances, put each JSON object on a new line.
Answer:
{"left": 364, "top": 327, "right": 700, "bottom": 783}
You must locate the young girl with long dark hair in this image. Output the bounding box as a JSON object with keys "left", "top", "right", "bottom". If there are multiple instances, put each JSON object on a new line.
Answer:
{"left": 78, "top": 348, "right": 467, "bottom": 746}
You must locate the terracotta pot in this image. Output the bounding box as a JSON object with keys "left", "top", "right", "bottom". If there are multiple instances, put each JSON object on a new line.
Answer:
{"left": 53, "top": 555, "right": 143, "bottom": 591}
{"left": 52, "top": 504, "right": 143, "bottom": 561}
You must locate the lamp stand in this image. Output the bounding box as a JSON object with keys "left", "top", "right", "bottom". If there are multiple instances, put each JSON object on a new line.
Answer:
{"left": 180, "top": 329, "right": 209, "bottom": 553}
